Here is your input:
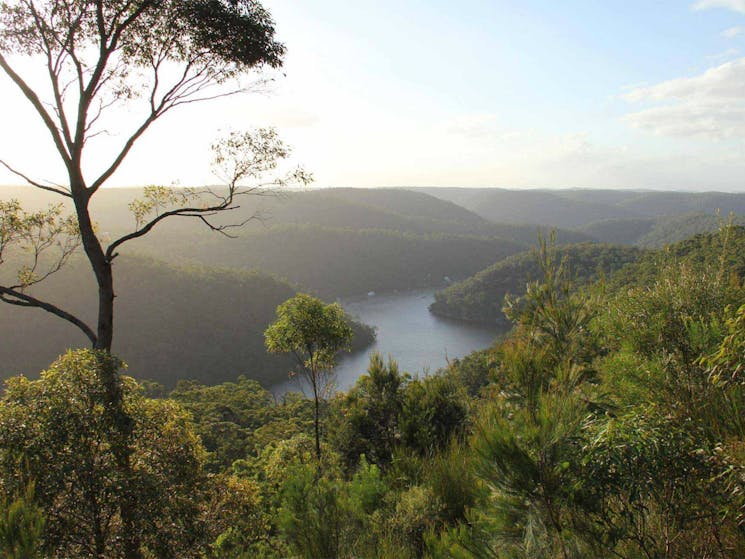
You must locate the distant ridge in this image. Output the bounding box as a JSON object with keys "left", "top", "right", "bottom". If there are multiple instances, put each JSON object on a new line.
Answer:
{"left": 416, "top": 187, "right": 745, "bottom": 232}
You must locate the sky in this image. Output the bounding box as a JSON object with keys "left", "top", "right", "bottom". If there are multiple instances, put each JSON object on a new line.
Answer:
{"left": 2, "top": 0, "right": 745, "bottom": 190}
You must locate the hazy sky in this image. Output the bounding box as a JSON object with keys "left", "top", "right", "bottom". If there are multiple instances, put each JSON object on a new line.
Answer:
{"left": 3, "top": 0, "right": 745, "bottom": 190}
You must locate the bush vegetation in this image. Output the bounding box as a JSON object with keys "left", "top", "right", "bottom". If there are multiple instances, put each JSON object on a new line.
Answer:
{"left": 2, "top": 227, "right": 745, "bottom": 557}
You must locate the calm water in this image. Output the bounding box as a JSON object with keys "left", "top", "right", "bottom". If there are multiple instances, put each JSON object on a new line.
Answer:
{"left": 272, "top": 289, "right": 506, "bottom": 396}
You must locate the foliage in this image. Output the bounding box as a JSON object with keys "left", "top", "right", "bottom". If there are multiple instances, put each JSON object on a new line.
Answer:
{"left": 431, "top": 242, "right": 642, "bottom": 323}
{"left": 0, "top": 201, "right": 79, "bottom": 290}
{"left": 205, "top": 474, "right": 271, "bottom": 559}
{"left": 170, "top": 376, "right": 303, "bottom": 472}
{"left": 266, "top": 293, "right": 353, "bottom": 460}
{"left": 0, "top": 481, "right": 45, "bottom": 559}
{"left": 277, "top": 465, "right": 346, "bottom": 559}
{"left": 0, "top": 350, "right": 211, "bottom": 558}
{"left": 331, "top": 353, "right": 408, "bottom": 472}
{"left": 4, "top": 218, "right": 745, "bottom": 557}
{"left": 400, "top": 373, "right": 470, "bottom": 457}
{"left": 704, "top": 303, "right": 745, "bottom": 387}
{"left": 265, "top": 293, "right": 354, "bottom": 379}
{"left": 442, "top": 349, "right": 499, "bottom": 397}
{"left": 577, "top": 411, "right": 740, "bottom": 558}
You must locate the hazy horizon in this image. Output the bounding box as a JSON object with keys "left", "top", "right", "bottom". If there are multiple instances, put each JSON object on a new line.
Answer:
{"left": 4, "top": 183, "right": 745, "bottom": 194}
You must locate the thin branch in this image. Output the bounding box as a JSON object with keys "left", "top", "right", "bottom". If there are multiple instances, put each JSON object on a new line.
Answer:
{"left": 169, "top": 87, "right": 247, "bottom": 109}
{"left": 105, "top": 199, "right": 240, "bottom": 261}
{"left": 0, "top": 53, "right": 72, "bottom": 167}
{"left": 0, "top": 285, "right": 96, "bottom": 345}
{"left": 0, "top": 160, "right": 72, "bottom": 198}
{"left": 10, "top": 237, "right": 79, "bottom": 292}
{"left": 88, "top": 111, "right": 159, "bottom": 194}
{"left": 30, "top": 0, "right": 75, "bottom": 151}
{"left": 197, "top": 213, "right": 261, "bottom": 237}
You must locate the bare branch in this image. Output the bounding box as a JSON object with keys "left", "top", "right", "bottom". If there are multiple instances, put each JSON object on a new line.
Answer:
{"left": 28, "top": 0, "right": 75, "bottom": 151}
{"left": 0, "top": 285, "right": 96, "bottom": 345}
{"left": 87, "top": 111, "right": 159, "bottom": 194}
{"left": 105, "top": 199, "right": 239, "bottom": 261}
{"left": 0, "top": 53, "right": 72, "bottom": 167}
{"left": 0, "top": 160, "right": 72, "bottom": 198}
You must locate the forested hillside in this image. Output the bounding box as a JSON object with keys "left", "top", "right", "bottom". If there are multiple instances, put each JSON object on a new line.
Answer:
{"left": 1, "top": 186, "right": 593, "bottom": 299}
{"left": 0, "top": 254, "right": 374, "bottom": 387}
{"left": 609, "top": 224, "right": 745, "bottom": 290}
{"left": 139, "top": 225, "right": 529, "bottom": 298}
{"left": 634, "top": 213, "right": 745, "bottom": 248}
{"left": 7, "top": 227, "right": 745, "bottom": 558}
{"left": 430, "top": 243, "right": 644, "bottom": 323}
{"left": 577, "top": 217, "right": 657, "bottom": 244}
{"left": 417, "top": 187, "right": 636, "bottom": 228}
{"left": 0, "top": 186, "right": 590, "bottom": 241}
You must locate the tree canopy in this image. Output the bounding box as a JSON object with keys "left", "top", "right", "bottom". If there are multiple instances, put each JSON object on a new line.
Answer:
{"left": 266, "top": 293, "right": 353, "bottom": 460}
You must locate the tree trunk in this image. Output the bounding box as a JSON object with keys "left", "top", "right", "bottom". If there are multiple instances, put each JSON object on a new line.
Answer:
{"left": 71, "top": 185, "right": 114, "bottom": 351}
{"left": 72, "top": 180, "right": 142, "bottom": 559}
{"left": 312, "top": 373, "right": 321, "bottom": 461}
{"left": 94, "top": 265, "right": 115, "bottom": 351}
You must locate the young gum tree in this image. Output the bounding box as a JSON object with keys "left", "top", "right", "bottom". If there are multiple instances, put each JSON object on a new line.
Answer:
{"left": 0, "top": 4, "right": 308, "bottom": 557}
{"left": 265, "top": 294, "right": 354, "bottom": 461}
{"left": 0, "top": 0, "right": 305, "bottom": 351}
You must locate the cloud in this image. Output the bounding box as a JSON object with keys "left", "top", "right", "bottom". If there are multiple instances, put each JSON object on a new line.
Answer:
{"left": 624, "top": 58, "right": 745, "bottom": 138}
{"left": 693, "top": 0, "right": 745, "bottom": 13}
{"left": 626, "top": 103, "right": 745, "bottom": 138}
{"left": 723, "top": 25, "right": 745, "bottom": 38}
{"left": 625, "top": 58, "right": 745, "bottom": 102}
{"left": 707, "top": 48, "right": 741, "bottom": 62}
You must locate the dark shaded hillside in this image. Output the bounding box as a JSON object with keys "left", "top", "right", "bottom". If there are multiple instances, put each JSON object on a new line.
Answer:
{"left": 578, "top": 217, "right": 657, "bottom": 245}
{"left": 321, "top": 187, "right": 490, "bottom": 225}
{"left": 0, "top": 185, "right": 593, "bottom": 241}
{"left": 430, "top": 243, "right": 644, "bottom": 323}
{"left": 0, "top": 255, "right": 374, "bottom": 387}
{"left": 140, "top": 226, "right": 529, "bottom": 298}
{"left": 0, "top": 185, "right": 489, "bottom": 233}
{"left": 1, "top": 186, "right": 590, "bottom": 299}
{"left": 267, "top": 189, "right": 590, "bottom": 243}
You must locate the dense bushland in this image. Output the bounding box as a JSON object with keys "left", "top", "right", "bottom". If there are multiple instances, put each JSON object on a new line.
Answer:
{"left": 430, "top": 242, "right": 643, "bottom": 323}
{"left": 2, "top": 227, "right": 745, "bottom": 558}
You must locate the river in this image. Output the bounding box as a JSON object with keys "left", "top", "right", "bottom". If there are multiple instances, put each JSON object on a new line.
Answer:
{"left": 272, "top": 288, "right": 507, "bottom": 396}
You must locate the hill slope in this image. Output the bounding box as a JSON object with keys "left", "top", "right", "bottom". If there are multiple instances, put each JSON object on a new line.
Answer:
{"left": 139, "top": 225, "right": 530, "bottom": 298}
{"left": 430, "top": 243, "right": 644, "bottom": 323}
{"left": 420, "top": 187, "right": 745, "bottom": 232}
{"left": 0, "top": 255, "right": 374, "bottom": 387}
{"left": 417, "top": 188, "right": 637, "bottom": 228}
{"left": 1, "top": 186, "right": 591, "bottom": 299}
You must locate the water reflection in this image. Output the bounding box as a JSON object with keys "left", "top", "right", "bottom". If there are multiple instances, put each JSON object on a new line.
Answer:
{"left": 272, "top": 289, "right": 506, "bottom": 396}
